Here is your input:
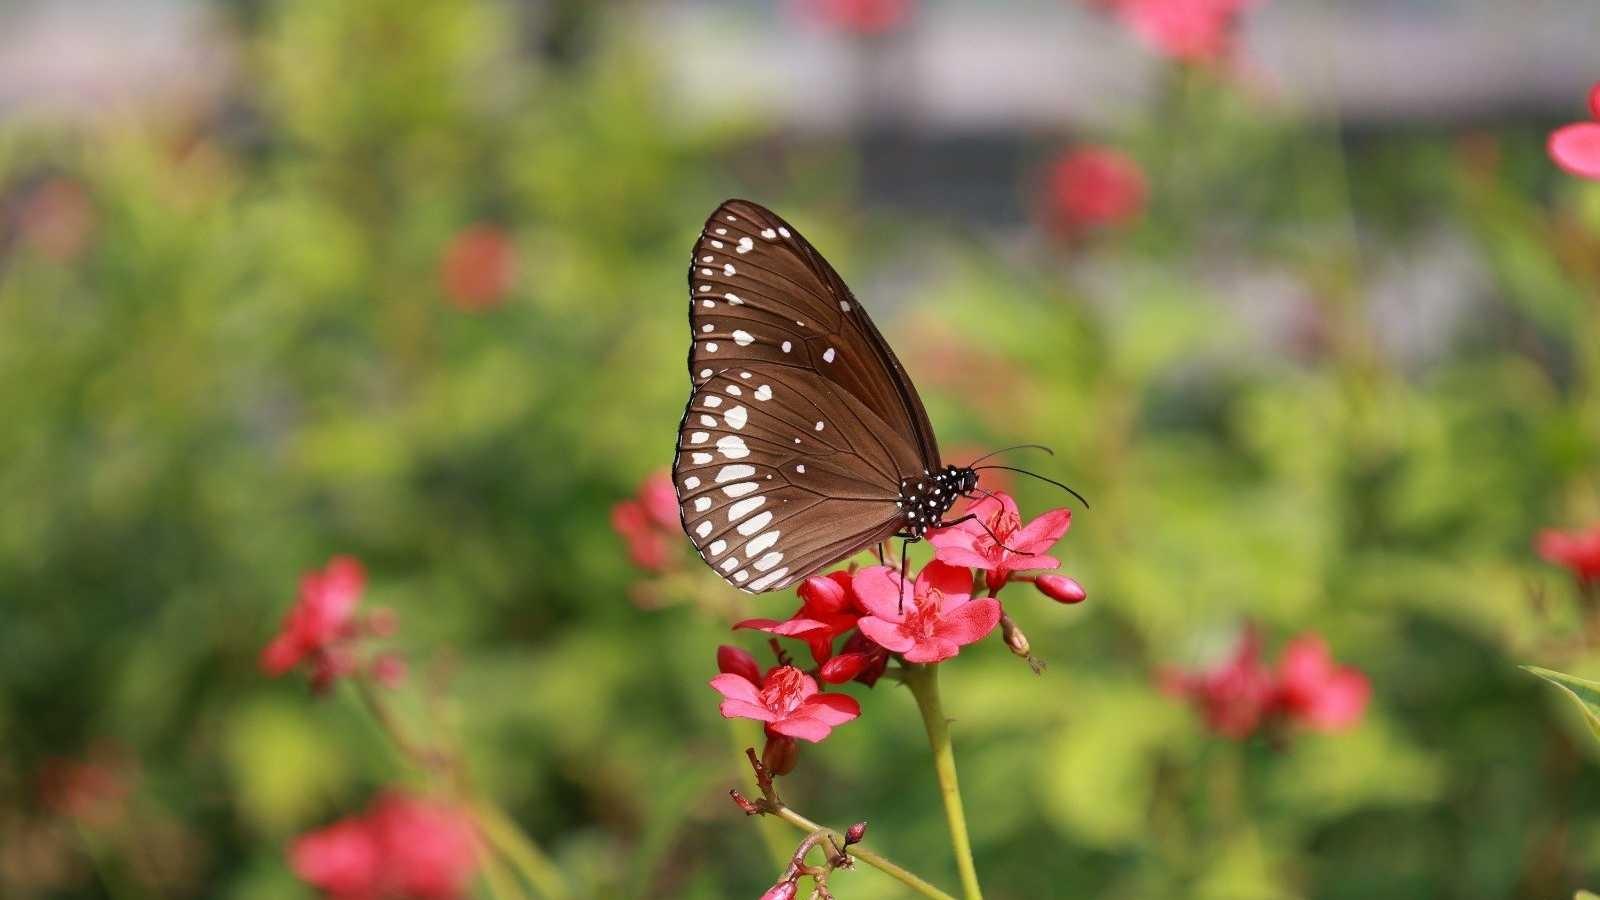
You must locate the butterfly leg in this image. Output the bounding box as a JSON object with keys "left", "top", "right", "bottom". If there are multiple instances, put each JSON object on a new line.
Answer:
{"left": 893, "top": 535, "right": 921, "bottom": 613}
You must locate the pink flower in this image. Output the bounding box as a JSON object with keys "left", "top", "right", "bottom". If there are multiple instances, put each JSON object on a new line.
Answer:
{"left": 735, "top": 572, "right": 863, "bottom": 664}
{"left": 710, "top": 657, "right": 861, "bottom": 742}
{"left": 1042, "top": 147, "right": 1147, "bottom": 236}
{"left": 761, "top": 880, "right": 800, "bottom": 900}
{"left": 290, "top": 792, "right": 479, "bottom": 900}
{"left": 17, "top": 177, "right": 95, "bottom": 263}
{"left": 261, "top": 556, "right": 374, "bottom": 690}
{"left": 795, "top": 0, "right": 915, "bottom": 36}
{"left": 821, "top": 630, "right": 890, "bottom": 686}
{"left": 612, "top": 470, "right": 682, "bottom": 573}
{"left": 928, "top": 492, "right": 1071, "bottom": 589}
{"left": 1549, "top": 83, "right": 1600, "bottom": 180}
{"left": 1163, "top": 628, "right": 1369, "bottom": 738}
{"left": 1537, "top": 523, "right": 1600, "bottom": 583}
{"left": 1161, "top": 628, "right": 1276, "bottom": 739}
{"left": 853, "top": 561, "right": 1000, "bottom": 663}
{"left": 1112, "top": 0, "right": 1257, "bottom": 64}
{"left": 440, "top": 224, "right": 516, "bottom": 312}
{"left": 1275, "top": 635, "right": 1370, "bottom": 732}
{"left": 36, "top": 748, "right": 134, "bottom": 828}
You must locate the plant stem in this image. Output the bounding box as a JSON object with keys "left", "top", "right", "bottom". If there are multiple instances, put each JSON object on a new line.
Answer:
{"left": 770, "top": 805, "right": 958, "bottom": 900}
{"left": 902, "top": 663, "right": 984, "bottom": 900}
{"left": 473, "top": 801, "right": 571, "bottom": 900}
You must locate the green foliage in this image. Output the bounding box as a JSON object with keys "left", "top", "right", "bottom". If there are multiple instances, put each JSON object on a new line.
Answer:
{"left": 1525, "top": 666, "right": 1600, "bottom": 742}
{"left": 3, "top": 1, "right": 1600, "bottom": 898}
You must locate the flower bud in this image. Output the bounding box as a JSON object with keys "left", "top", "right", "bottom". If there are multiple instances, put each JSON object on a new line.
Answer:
{"left": 370, "top": 653, "right": 407, "bottom": 688}
{"left": 1035, "top": 574, "right": 1086, "bottom": 604}
{"left": 717, "top": 645, "right": 762, "bottom": 683}
{"left": 819, "top": 652, "right": 870, "bottom": 684}
{"left": 844, "top": 821, "right": 867, "bottom": 846}
{"left": 1000, "top": 616, "right": 1031, "bottom": 659}
{"left": 762, "top": 734, "right": 799, "bottom": 777}
{"left": 760, "top": 879, "right": 799, "bottom": 900}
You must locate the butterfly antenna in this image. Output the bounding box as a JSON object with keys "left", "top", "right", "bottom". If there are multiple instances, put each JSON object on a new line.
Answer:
{"left": 964, "top": 443, "right": 1055, "bottom": 468}
{"left": 973, "top": 465, "right": 1091, "bottom": 509}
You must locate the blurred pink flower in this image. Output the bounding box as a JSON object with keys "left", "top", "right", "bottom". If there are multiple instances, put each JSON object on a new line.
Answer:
{"left": 1162, "top": 628, "right": 1277, "bottom": 739}
{"left": 290, "top": 792, "right": 479, "bottom": 900}
{"left": 760, "top": 879, "right": 800, "bottom": 900}
{"left": 36, "top": 748, "right": 133, "bottom": 828}
{"left": 440, "top": 224, "right": 516, "bottom": 312}
{"left": 1275, "top": 634, "right": 1370, "bottom": 731}
{"left": 735, "top": 571, "right": 863, "bottom": 664}
{"left": 1043, "top": 147, "right": 1147, "bottom": 235}
{"left": 612, "top": 470, "right": 681, "bottom": 573}
{"left": 853, "top": 561, "right": 1000, "bottom": 663}
{"left": 1549, "top": 83, "right": 1600, "bottom": 180}
{"left": 17, "top": 177, "right": 95, "bottom": 263}
{"left": 929, "top": 491, "right": 1071, "bottom": 589}
{"left": 261, "top": 556, "right": 373, "bottom": 690}
{"left": 1110, "top": 0, "right": 1258, "bottom": 64}
{"left": 710, "top": 657, "right": 860, "bottom": 742}
{"left": 795, "top": 0, "right": 915, "bottom": 36}
{"left": 1163, "top": 628, "right": 1369, "bottom": 738}
{"left": 1537, "top": 523, "right": 1600, "bottom": 583}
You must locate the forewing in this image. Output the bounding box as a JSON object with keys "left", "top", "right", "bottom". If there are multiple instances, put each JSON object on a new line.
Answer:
{"left": 687, "top": 199, "right": 938, "bottom": 474}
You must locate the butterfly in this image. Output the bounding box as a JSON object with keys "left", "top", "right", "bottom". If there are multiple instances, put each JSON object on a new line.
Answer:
{"left": 671, "top": 200, "right": 1080, "bottom": 594}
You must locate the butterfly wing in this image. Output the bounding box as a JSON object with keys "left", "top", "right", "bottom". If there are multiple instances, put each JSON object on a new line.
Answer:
{"left": 675, "top": 200, "right": 939, "bottom": 592}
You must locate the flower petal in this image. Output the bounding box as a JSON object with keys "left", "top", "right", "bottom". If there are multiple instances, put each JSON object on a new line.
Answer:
{"left": 938, "top": 597, "right": 1002, "bottom": 647}
{"left": 1590, "top": 81, "right": 1600, "bottom": 121}
{"left": 932, "top": 545, "right": 997, "bottom": 570}
{"left": 1000, "top": 553, "right": 1059, "bottom": 574}
{"left": 770, "top": 715, "right": 834, "bottom": 742}
{"left": 709, "top": 672, "right": 761, "bottom": 704}
{"left": 857, "top": 615, "right": 916, "bottom": 653}
{"left": 802, "top": 692, "right": 861, "bottom": 725}
{"left": 851, "top": 566, "right": 910, "bottom": 620}
{"left": 1550, "top": 122, "right": 1600, "bottom": 179}
{"left": 1013, "top": 508, "right": 1072, "bottom": 553}
{"left": 903, "top": 638, "right": 962, "bottom": 664}
{"left": 716, "top": 645, "right": 762, "bottom": 683}
{"left": 798, "top": 575, "right": 849, "bottom": 615}
{"left": 918, "top": 560, "right": 974, "bottom": 606}
{"left": 720, "top": 699, "right": 778, "bottom": 722}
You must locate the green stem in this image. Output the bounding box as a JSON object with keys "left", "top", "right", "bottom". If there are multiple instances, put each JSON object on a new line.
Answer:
{"left": 902, "top": 663, "right": 984, "bottom": 900}
{"left": 771, "top": 805, "right": 957, "bottom": 900}
{"left": 473, "top": 801, "right": 572, "bottom": 900}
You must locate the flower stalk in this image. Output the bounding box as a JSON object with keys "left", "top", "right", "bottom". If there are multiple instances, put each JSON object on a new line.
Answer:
{"left": 902, "top": 663, "right": 983, "bottom": 900}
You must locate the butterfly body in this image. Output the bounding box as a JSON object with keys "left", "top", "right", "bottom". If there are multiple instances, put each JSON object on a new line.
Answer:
{"left": 673, "top": 199, "right": 975, "bottom": 593}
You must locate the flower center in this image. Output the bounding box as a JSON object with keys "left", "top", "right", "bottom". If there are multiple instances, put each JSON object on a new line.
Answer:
{"left": 976, "top": 509, "right": 1021, "bottom": 556}
{"left": 903, "top": 589, "right": 943, "bottom": 640}
{"left": 758, "top": 666, "right": 809, "bottom": 717}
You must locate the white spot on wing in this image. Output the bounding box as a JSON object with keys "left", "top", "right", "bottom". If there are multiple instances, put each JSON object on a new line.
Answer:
{"left": 690, "top": 431, "right": 708, "bottom": 444}
{"left": 736, "top": 236, "right": 753, "bottom": 254}
{"left": 724, "top": 293, "right": 744, "bottom": 304}
{"left": 705, "top": 342, "right": 719, "bottom": 352}
{"left": 693, "top": 496, "right": 711, "bottom": 512}
{"left": 692, "top": 452, "right": 713, "bottom": 464}
{"left": 716, "top": 465, "right": 755, "bottom": 483}
{"left": 778, "top": 227, "right": 791, "bottom": 237}
{"left": 732, "top": 330, "right": 754, "bottom": 347}
{"left": 723, "top": 481, "right": 758, "bottom": 498}
{"left": 814, "top": 420, "right": 825, "bottom": 431}
{"left": 781, "top": 341, "right": 792, "bottom": 353}
{"left": 711, "top": 240, "right": 724, "bottom": 249}
{"left": 726, "top": 385, "right": 742, "bottom": 396}
{"left": 823, "top": 347, "right": 836, "bottom": 363}
{"left": 709, "top": 539, "right": 726, "bottom": 556}
{"left": 754, "top": 385, "right": 772, "bottom": 401}
{"left": 704, "top": 396, "right": 722, "bottom": 408}
{"left": 733, "top": 569, "right": 749, "bottom": 583}
{"left": 747, "top": 530, "right": 780, "bottom": 555}
{"left": 683, "top": 476, "right": 700, "bottom": 489}
{"left": 737, "top": 510, "right": 773, "bottom": 536}
{"left": 699, "top": 415, "right": 716, "bottom": 427}
{"left": 725, "top": 406, "right": 748, "bottom": 429}
{"left": 761, "top": 228, "right": 777, "bottom": 239}
{"left": 715, "top": 228, "right": 727, "bottom": 235}
{"left": 699, "top": 368, "right": 712, "bottom": 378}
{"left": 753, "top": 552, "right": 783, "bottom": 572}
{"left": 795, "top": 464, "right": 805, "bottom": 473}
{"left": 699, "top": 285, "right": 710, "bottom": 292}
{"left": 723, "top": 263, "right": 736, "bottom": 276}
{"left": 748, "top": 567, "right": 789, "bottom": 591}
{"left": 696, "top": 521, "right": 712, "bottom": 538}
{"left": 839, "top": 301, "right": 850, "bottom": 311}
{"left": 727, "top": 496, "right": 765, "bottom": 521}
{"left": 721, "top": 557, "right": 738, "bottom": 573}
{"left": 716, "top": 435, "right": 749, "bottom": 459}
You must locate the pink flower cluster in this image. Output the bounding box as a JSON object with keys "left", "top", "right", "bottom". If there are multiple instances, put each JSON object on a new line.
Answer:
{"left": 1162, "top": 628, "right": 1370, "bottom": 739}
{"left": 1549, "top": 83, "right": 1600, "bottom": 180}
{"left": 1537, "top": 523, "right": 1600, "bottom": 584}
{"left": 712, "top": 491, "right": 1084, "bottom": 769}
{"left": 439, "top": 224, "right": 517, "bottom": 312}
{"left": 794, "top": 0, "right": 915, "bottom": 36}
{"left": 290, "top": 792, "right": 480, "bottom": 900}
{"left": 611, "top": 470, "right": 683, "bottom": 573}
{"left": 1096, "top": 0, "right": 1262, "bottom": 64}
{"left": 261, "top": 556, "right": 404, "bottom": 692}
{"left": 1044, "top": 147, "right": 1147, "bottom": 236}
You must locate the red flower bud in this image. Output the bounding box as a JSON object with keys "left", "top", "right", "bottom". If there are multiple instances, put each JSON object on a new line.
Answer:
{"left": 844, "top": 821, "right": 867, "bottom": 846}
{"left": 819, "top": 651, "right": 871, "bottom": 684}
{"left": 370, "top": 654, "right": 407, "bottom": 688}
{"left": 1035, "top": 574, "right": 1086, "bottom": 604}
{"left": 730, "top": 790, "right": 762, "bottom": 816}
{"left": 717, "top": 645, "right": 762, "bottom": 684}
{"left": 762, "top": 734, "right": 799, "bottom": 777}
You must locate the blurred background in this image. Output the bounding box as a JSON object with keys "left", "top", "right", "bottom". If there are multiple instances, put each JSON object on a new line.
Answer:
{"left": 5, "top": 0, "right": 1600, "bottom": 897}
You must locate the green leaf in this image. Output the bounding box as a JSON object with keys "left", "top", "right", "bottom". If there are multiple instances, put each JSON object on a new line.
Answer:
{"left": 1522, "top": 666, "right": 1600, "bottom": 741}
{"left": 1574, "top": 891, "right": 1599, "bottom": 900}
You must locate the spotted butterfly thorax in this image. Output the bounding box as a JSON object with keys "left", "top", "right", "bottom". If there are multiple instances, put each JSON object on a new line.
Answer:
{"left": 673, "top": 199, "right": 978, "bottom": 593}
